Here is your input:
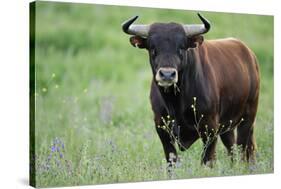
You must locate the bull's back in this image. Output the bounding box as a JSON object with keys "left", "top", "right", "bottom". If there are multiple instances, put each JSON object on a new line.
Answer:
{"left": 201, "top": 38, "right": 260, "bottom": 121}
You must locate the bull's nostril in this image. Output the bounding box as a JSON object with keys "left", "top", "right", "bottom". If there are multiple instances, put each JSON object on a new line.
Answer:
{"left": 159, "top": 70, "right": 165, "bottom": 78}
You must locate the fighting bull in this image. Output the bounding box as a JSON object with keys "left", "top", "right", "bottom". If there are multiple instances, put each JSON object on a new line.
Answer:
{"left": 122, "top": 13, "right": 260, "bottom": 166}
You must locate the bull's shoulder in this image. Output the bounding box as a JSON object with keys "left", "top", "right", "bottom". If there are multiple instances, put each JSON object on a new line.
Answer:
{"left": 204, "top": 38, "right": 257, "bottom": 62}
{"left": 206, "top": 38, "right": 253, "bottom": 53}
{"left": 205, "top": 38, "right": 247, "bottom": 48}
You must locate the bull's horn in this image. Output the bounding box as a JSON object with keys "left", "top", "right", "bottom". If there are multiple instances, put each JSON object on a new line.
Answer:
{"left": 182, "top": 13, "right": 211, "bottom": 37}
{"left": 122, "top": 16, "right": 150, "bottom": 37}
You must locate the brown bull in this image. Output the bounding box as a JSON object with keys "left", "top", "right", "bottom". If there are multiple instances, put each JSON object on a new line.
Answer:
{"left": 122, "top": 13, "right": 260, "bottom": 166}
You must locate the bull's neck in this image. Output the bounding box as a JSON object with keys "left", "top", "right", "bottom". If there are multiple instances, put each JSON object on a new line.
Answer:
{"left": 158, "top": 87, "right": 181, "bottom": 118}
{"left": 184, "top": 47, "right": 206, "bottom": 98}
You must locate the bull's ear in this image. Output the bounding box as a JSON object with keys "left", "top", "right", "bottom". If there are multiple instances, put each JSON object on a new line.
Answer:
{"left": 130, "top": 36, "right": 147, "bottom": 49}
{"left": 187, "top": 35, "right": 204, "bottom": 48}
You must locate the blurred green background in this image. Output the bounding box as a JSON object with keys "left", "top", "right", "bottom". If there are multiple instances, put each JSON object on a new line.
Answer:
{"left": 33, "top": 1, "right": 273, "bottom": 187}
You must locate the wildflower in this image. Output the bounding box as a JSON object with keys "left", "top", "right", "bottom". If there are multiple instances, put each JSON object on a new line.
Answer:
{"left": 193, "top": 97, "right": 197, "bottom": 101}
{"left": 51, "top": 145, "right": 56, "bottom": 152}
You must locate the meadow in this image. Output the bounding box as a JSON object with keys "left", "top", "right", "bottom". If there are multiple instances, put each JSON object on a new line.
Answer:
{"left": 31, "top": 1, "right": 274, "bottom": 187}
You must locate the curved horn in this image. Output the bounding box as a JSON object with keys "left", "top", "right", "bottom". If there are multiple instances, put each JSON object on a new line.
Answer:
{"left": 183, "top": 13, "right": 211, "bottom": 37}
{"left": 122, "top": 16, "right": 149, "bottom": 37}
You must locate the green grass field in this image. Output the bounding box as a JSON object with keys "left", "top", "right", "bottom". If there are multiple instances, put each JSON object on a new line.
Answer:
{"left": 32, "top": 2, "right": 274, "bottom": 187}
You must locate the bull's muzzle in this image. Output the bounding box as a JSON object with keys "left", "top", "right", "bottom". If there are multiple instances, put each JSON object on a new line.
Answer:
{"left": 155, "top": 67, "right": 178, "bottom": 87}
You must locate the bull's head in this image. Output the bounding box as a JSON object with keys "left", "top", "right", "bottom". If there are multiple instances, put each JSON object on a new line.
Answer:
{"left": 122, "top": 13, "right": 210, "bottom": 89}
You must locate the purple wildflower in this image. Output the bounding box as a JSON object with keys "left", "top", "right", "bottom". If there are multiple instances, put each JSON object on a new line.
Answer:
{"left": 51, "top": 145, "right": 56, "bottom": 152}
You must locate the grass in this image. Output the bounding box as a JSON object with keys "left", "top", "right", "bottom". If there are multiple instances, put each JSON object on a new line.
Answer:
{"left": 32, "top": 1, "right": 274, "bottom": 187}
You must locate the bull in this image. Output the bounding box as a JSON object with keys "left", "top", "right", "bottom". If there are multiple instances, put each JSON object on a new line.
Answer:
{"left": 122, "top": 13, "right": 260, "bottom": 166}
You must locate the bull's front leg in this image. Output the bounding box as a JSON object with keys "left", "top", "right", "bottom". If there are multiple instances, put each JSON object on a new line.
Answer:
{"left": 199, "top": 118, "right": 218, "bottom": 167}
{"left": 155, "top": 118, "right": 177, "bottom": 167}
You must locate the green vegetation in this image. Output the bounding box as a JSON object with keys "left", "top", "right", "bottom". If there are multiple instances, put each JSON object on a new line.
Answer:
{"left": 32, "top": 1, "right": 273, "bottom": 187}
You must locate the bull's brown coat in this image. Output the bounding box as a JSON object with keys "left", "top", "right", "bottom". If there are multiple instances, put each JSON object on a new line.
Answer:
{"left": 150, "top": 38, "right": 259, "bottom": 165}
